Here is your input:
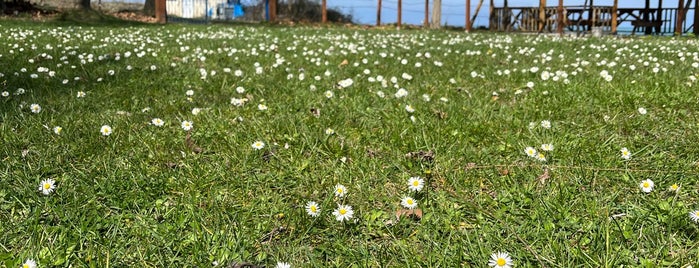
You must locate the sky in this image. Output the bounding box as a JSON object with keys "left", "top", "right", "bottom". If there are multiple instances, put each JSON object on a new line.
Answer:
{"left": 326, "top": 0, "right": 695, "bottom": 28}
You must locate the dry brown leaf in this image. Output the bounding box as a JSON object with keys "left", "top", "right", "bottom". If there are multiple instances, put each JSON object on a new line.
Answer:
{"left": 498, "top": 168, "right": 509, "bottom": 176}
{"left": 396, "top": 208, "right": 423, "bottom": 221}
{"left": 184, "top": 132, "right": 203, "bottom": 154}
{"left": 339, "top": 59, "right": 349, "bottom": 66}
{"left": 405, "top": 150, "right": 434, "bottom": 162}
{"left": 465, "top": 162, "right": 477, "bottom": 170}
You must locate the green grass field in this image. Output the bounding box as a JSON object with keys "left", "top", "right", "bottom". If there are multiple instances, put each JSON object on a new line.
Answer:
{"left": 2, "top": 19, "right": 699, "bottom": 267}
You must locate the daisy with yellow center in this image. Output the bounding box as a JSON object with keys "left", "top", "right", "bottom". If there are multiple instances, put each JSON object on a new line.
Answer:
{"left": 23, "top": 259, "right": 37, "bottom": 268}
{"left": 39, "top": 179, "right": 56, "bottom": 195}
{"left": 620, "top": 147, "right": 631, "bottom": 160}
{"left": 334, "top": 184, "right": 347, "bottom": 197}
{"left": 407, "top": 176, "right": 424, "bottom": 192}
{"left": 669, "top": 183, "right": 680, "bottom": 192}
{"left": 524, "top": 147, "right": 537, "bottom": 158}
{"left": 251, "top": 141, "right": 265, "bottom": 150}
{"left": 332, "top": 204, "right": 354, "bottom": 222}
{"left": 401, "top": 197, "right": 418, "bottom": 209}
{"left": 305, "top": 201, "right": 320, "bottom": 217}
{"left": 488, "top": 252, "right": 513, "bottom": 268}
{"left": 639, "top": 179, "right": 654, "bottom": 193}
{"left": 100, "top": 125, "right": 112, "bottom": 136}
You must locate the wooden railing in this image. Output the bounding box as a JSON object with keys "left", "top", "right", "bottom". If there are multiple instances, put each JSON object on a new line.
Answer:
{"left": 491, "top": 6, "right": 695, "bottom": 35}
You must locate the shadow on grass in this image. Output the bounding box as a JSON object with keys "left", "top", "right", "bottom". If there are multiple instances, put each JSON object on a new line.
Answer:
{"left": 54, "top": 9, "right": 151, "bottom": 27}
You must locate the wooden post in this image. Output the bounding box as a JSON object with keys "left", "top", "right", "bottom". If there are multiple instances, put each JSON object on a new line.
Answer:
{"left": 489, "top": 0, "right": 494, "bottom": 30}
{"left": 557, "top": 0, "right": 563, "bottom": 36}
{"left": 398, "top": 0, "right": 402, "bottom": 29}
{"left": 694, "top": 0, "right": 699, "bottom": 35}
{"left": 677, "top": 0, "right": 685, "bottom": 35}
{"left": 377, "top": 0, "right": 382, "bottom": 26}
{"left": 425, "top": 0, "right": 429, "bottom": 27}
{"left": 269, "top": 0, "right": 277, "bottom": 22}
{"left": 643, "top": 0, "right": 651, "bottom": 34}
{"left": 432, "top": 0, "right": 441, "bottom": 28}
{"left": 322, "top": 0, "right": 327, "bottom": 23}
{"left": 611, "top": 0, "right": 618, "bottom": 34}
{"left": 155, "top": 0, "right": 166, "bottom": 24}
{"left": 539, "top": 0, "right": 546, "bottom": 32}
{"left": 503, "top": 0, "right": 509, "bottom": 30}
{"left": 466, "top": 0, "right": 471, "bottom": 31}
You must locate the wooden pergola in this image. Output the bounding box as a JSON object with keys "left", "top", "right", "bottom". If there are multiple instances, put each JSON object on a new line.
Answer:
{"left": 479, "top": 0, "right": 699, "bottom": 35}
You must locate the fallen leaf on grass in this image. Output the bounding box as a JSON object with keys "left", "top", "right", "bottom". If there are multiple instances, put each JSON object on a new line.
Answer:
{"left": 184, "top": 131, "right": 203, "bottom": 154}
{"left": 396, "top": 208, "right": 423, "bottom": 221}
{"left": 405, "top": 150, "right": 434, "bottom": 162}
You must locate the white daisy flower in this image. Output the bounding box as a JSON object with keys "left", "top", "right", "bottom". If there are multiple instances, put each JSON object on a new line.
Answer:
{"left": 332, "top": 204, "right": 354, "bottom": 222}
{"left": 690, "top": 210, "right": 699, "bottom": 223}
{"left": 77, "top": 91, "right": 86, "bottom": 98}
{"left": 151, "top": 118, "right": 164, "bottom": 127}
{"left": 334, "top": 184, "right": 347, "bottom": 197}
{"left": 276, "top": 262, "right": 291, "bottom": 268}
{"left": 305, "top": 201, "right": 320, "bottom": 217}
{"left": 405, "top": 105, "right": 415, "bottom": 113}
{"left": 23, "top": 259, "right": 37, "bottom": 268}
{"left": 638, "top": 107, "right": 647, "bottom": 115}
{"left": 540, "top": 143, "right": 554, "bottom": 151}
{"left": 540, "top": 120, "right": 551, "bottom": 129}
{"left": 408, "top": 176, "right": 424, "bottom": 192}
{"left": 39, "top": 179, "right": 56, "bottom": 195}
{"left": 325, "top": 128, "right": 335, "bottom": 135}
{"left": 30, "top": 103, "right": 41, "bottom": 113}
{"left": 488, "top": 252, "right": 514, "bottom": 268}
{"left": 640, "top": 179, "right": 654, "bottom": 193}
{"left": 100, "top": 125, "right": 112, "bottom": 136}
{"left": 524, "top": 147, "right": 537, "bottom": 158}
{"left": 53, "top": 126, "right": 62, "bottom": 135}
{"left": 620, "top": 147, "right": 631, "bottom": 160}
{"left": 252, "top": 141, "right": 265, "bottom": 150}
{"left": 401, "top": 196, "right": 418, "bottom": 209}
{"left": 181, "top": 120, "right": 193, "bottom": 131}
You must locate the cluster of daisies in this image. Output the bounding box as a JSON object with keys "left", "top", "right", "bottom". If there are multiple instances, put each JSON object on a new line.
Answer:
{"left": 304, "top": 184, "right": 354, "bottom": 222}
{"left": 523, "top": 120, "right": 554, "bottom": 162}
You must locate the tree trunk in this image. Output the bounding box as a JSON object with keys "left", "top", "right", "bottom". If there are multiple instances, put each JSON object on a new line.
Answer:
{"left": 144, "top": 0, "right": 155, "bottom": 16}
{"left": 80, "top": 0, "right": 91, "bottom": 9}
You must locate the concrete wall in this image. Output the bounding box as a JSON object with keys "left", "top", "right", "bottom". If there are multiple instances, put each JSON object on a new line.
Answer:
{"left": 29, "top": 0, "right": 143, "bottom": 12}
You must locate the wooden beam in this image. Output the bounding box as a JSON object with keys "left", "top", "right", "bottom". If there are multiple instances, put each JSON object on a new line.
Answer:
{"left": 643, "top": 0, "right": 651, "bottom": 34}
{"left": 377, "top": 0, "right": 382, "bottom": 26}
{"left": 539, "top": 0, "right": 546, "bottom": 32}
{"left": 466, "top": 0, "right": 471, "bottom": 32}
{"left": 611, "top": 0, "right": 618, "bottom": 34}
{"left": 557, "top": 0, "right": 563, "bottom": 36}
{"left": 398, "top": 0, "right": 402, "bottom": 29}
{"left": 677, "top": 0, "right": 686, "bottom": 35}
{"left": 322, "top": 0, "right": 327, "bottom": 23}
{"left": 155, "top": 0, "right": 166, "bottom": 24}
{"left": 471, "top": 0, "right": 484, "bottom": 29}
